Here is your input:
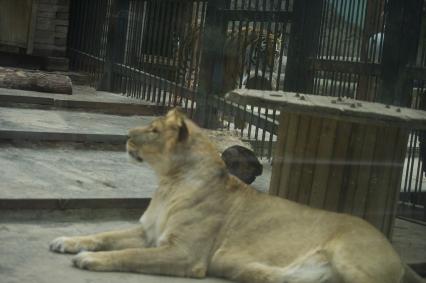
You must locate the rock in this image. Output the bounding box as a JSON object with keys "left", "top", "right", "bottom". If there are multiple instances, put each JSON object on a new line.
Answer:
{"left": 221, "top": 145, "right": 263, "bottom": 184}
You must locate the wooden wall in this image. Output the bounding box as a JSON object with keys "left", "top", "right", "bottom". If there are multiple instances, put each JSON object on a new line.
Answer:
{"left": 270, "top": 112, "right": 410, "bottom": 238}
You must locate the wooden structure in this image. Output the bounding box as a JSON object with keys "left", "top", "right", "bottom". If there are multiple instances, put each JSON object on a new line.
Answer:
{"left": 0, "top": 0, "right": 70, "bottom": 70}
{"left": 227, "top": 89, "right": 426, "bottom": 238}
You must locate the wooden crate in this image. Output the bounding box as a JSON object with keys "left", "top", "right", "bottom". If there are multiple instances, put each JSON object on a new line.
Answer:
{"left": 226, "top": 89, "right": 426, "bottom": 238}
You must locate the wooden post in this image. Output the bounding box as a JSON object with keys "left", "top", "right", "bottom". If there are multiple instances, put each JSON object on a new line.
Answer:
{"left": 273, "top": 112, "right": 409, "bottom": 239}
{"left": 378, "top": 0, "right": 423, "bottom": 106}
{"left": 356, "top": 0, "right": 385, "bottom": 101}
{"left": 195, "top": 0, "right": 227, "bottom": 128}
{"left": 284, "top": 0, "right": 323, "bottom": 93}
{"left": 98, "top": 0, "right": 130, "bottom": 92}
{"left": 26, "top": 0, "right": 39, "bottom": 55}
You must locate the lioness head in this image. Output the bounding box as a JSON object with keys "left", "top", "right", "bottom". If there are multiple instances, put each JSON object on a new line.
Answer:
{"left": 127, "top": 108, "right": 224, "bottom": 176}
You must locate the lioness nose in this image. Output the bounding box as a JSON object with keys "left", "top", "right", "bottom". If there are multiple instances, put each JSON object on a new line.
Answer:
{"left": 128, "top": 128, "right": 137, "bottom": 139}
{"left": 128, "top": 128, "right": 143, "bottom": 140}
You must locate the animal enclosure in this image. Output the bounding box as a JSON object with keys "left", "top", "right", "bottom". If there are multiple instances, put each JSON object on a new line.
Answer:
{"left": 67, "top": 0, "right": 426, "bottom": 222}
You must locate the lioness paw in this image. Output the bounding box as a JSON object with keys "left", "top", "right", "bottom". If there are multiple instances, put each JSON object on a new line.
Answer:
{"left": 72, "top": 252, "right": 106, "bottom": 271}
{"left": 49, "top": 236, "right": 85, "bottom": 254}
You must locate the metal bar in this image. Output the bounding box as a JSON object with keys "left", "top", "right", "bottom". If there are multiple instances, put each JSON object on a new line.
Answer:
{"left": 131, "top": 0, "right": 144, "bottom": 99}
{"left": 221, "top": 9, "right": 292, "bottom": 22}
{"left": 139, "top": 1, "right": 150, "bottom": 101}
{"left": 312, "top": 59, "right": 381, "bottom": 76}
{"left": 158, "top": 0, "right": 173, "bottom": 106}
{"left": 209, "top": 100, "right": 279, "bottom": 135}
{"left": 114, "top": 63, "right": 196, "bottom": 101}
{"left": 145, "top": 0, "right": 160, "bottom": 102}
{"left": 189, "top": 1, "right": 208, "bottom": 116}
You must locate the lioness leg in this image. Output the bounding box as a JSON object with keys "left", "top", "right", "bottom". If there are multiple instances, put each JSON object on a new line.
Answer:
{"left": 214, "top": 249, "right": 340, "bottom": 283}
{"left": 50, "top": 226, "right": 145, "bottom": 254}
{"left": 72, "top": 246, "right": 206, "bottom": 278}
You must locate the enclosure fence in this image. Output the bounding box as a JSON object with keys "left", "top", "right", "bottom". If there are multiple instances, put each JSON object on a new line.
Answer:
{"left": 68, "top": 0, "right": 426, "bottom": 222}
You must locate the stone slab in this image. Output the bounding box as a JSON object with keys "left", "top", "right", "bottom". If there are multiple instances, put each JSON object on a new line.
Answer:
{"left": 0, "top": 142, "right": 157, "bottom": 200}
{"left": 0, "top": 107, "right": 154, "bottom": 139}
{"left": 0, "top": 141, "right": 271, "bottom": 206}
{"left": 0, "top": 86, "right": 156, "bottom": 105}
{"left": 0, "top": 87, "right": 167, "bottom": 116}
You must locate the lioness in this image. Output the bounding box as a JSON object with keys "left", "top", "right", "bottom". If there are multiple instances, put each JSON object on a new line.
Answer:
{"left": 50, "top": 109, "right": 424, "bottom": 283}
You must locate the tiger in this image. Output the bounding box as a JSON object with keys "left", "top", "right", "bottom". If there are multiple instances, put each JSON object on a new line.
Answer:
{"left": 173, "top": 24, "right": 283, "bottom": 98}
{"left": 222, "top": 26, "right": 283, "bottom": 94}
{"left": 173, "top": 24, "right": 283, "bottom": 129}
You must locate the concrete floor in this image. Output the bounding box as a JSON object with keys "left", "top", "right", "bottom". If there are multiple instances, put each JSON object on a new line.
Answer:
{"left": 0, "top": 211, "right": 424, "bottom": 283}
{"left": 0, "top": 85, "right": 424, "bottom": 282}
{"left": 0, "top": 218, "right": 231, "bottom": 283}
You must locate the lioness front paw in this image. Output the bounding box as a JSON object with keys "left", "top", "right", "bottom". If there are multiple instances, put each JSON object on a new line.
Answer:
{"left": 49, "top": 236, "right": 85, "bottom": 254}
{"left": 72, "top": 252, "right": 106, "bottom": 271}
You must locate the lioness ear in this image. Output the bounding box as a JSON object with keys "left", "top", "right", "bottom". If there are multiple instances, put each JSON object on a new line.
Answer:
{"left": 166, "top": 108, "right": 186, "bottom": 124}
{"left": 178, "top": 120, "right": 189, "bottom": 142}
{"left": 166, "top": 108, "right": 188, "bottom": 142}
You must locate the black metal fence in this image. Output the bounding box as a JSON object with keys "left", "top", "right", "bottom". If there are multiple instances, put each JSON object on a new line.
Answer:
{"left": 68, "top": 0, "right": 425, "bottom": 222}
{"left": 68, "top": 0, "right": 208, "bottom": 117}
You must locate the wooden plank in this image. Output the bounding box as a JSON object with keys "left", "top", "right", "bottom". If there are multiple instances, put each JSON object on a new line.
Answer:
{"left": 383, "top": 128, "right": 409, "bottom": 237}
{"left": 309, "top": 118, "right": 337, "bottom": 208}
{"left": 277, "top": 113, "right": 300, "bottom": 199}
{"left": 323, "top": 121, "right": 352, "bottom": 212}
{"left": 351, "top": 126, "right": 378, "bottom": 218}
{"left": 26, "top": 0, "right": 39, "bottom": 54}
{"left": 339, "top": 124, "right": 366, "bottom": 213}
{"left": 269, "top": 113, "right": 290, "bottom": 195}
{"left": 364, "top": 126, "right": 398, "bottom": 231}
{"left": 296, "top": 117, "right": 323, "bottom": 205}
{"left": 286, "top": 115, "right": 311, "bottom": 201}
{"left": 226, "top": 89, "right": 426, "bottom": 130}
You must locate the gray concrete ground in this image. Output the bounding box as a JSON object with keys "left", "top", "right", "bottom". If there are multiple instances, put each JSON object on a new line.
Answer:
{"left": 0, "top": 219, "right": 231, "bottom": 283}
{"left": 392, "top": 218, "right": 426, "bottom": 264}
{"left": 0, "top": 211, "right": 423, "bottom": 283}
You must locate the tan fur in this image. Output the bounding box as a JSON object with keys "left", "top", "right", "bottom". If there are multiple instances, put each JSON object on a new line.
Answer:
{"left": 50, "top": 109, "right": 424, "bottom": 283}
